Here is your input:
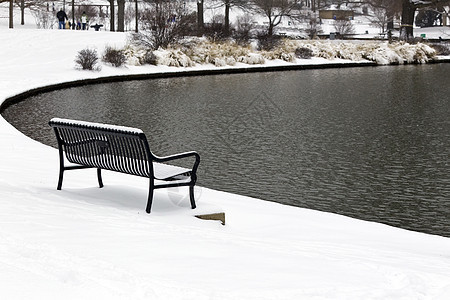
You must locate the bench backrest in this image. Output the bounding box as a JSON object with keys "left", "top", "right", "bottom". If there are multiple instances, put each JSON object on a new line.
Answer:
{"left": 49, "top": 118, "right": 155, "bottom": 178}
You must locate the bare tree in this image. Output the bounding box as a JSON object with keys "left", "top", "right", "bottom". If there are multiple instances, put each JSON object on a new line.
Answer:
{"left": 212, "top": 0, "right": 248, "bottom": 36}
{"left": 234, "top": 13, "right": 254, "bottom": 44}
{"left": 132, "top": 0, "right": 196, "bottom": 49}
{"left": 251, "top": 0, "right": 301, "bottom": 36}
{"left": 370, "top": 6, "right": 392, "bottom": 33}
{"left": 305, "top": 13, "right": 322, "bottom": 38}
{"left": 334, "top": 19, "right": 355, "bottom": 35}
{"left": 16, "top": 0, "right": 45, "bottom": 25}
{"left": 365, "top": 0, "right": 401, "bottom": 37}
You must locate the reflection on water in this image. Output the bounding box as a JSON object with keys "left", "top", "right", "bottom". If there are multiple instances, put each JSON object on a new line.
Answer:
{"left": 3, "top": 64, "right": 450, "bottom": 237}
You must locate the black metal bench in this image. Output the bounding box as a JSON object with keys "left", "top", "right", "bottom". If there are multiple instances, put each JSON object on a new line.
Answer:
{"left": 49, "top": 118, "right": 200, "bottom": 213}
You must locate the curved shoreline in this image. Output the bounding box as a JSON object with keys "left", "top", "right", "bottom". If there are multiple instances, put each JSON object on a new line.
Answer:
{"left": 2, "top": 57, "right": 449, "bottom": 113}
{"left": 0, "top": 61, "right": 376, "bottom": 113}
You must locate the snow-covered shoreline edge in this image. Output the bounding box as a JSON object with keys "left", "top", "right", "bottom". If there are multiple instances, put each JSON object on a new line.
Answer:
{"left": 3, "top": 56, "right": 449, "bottom": 113}
{"left": 1, "top": 59, "right": 377, "bottom": 110}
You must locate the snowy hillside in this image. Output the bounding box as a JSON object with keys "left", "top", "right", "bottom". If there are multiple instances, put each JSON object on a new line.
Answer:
{"left": 1, "top": 5, "right": 450, "bottom": 300}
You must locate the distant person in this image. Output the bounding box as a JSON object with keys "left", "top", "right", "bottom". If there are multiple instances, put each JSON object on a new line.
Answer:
{"left": 81, "top": 11, "right": 88, "bottom": 30}
{"left": 91, "top": 23, "right": 103, "bottom": 31}
{"left": 56, "top": 9, "right": 68, "bottom": 30}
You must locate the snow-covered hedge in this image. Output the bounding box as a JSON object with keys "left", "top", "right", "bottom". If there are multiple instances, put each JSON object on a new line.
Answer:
{"left": 118, "top": 39, "right": 437, "bottom": 68}
{"left": 293, "top": 41, "right": 436, "bottom": 64}
{"left": 179, "top": 41, "right": 266, "bottom": 66}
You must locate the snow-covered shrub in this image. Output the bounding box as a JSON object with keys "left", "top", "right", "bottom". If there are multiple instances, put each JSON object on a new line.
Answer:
{"left": 153, "top": 49, "right": 193, "bottom": 67}
{"left": 122, "top": 44, "right": 148, "bottom": 66}
{"left": 121, "top": 44, "right": 159, "bottom": 66}
{"left": 261, "top": 39, "right": 298, "bottom": 62}
{"left": 302, "top": 41, "right": 337, "bottom": 60}
{"left": 236, "top": 53, "right": 265, "bottom": 64}
{"left": 337, "top": 43, "right": 367, "bottom": 61}
{"left": 122, "top": 37, "right": 438, "bottom": 68}
{"left": 295, "top": 47, "right": 314, "bottom": 59}
{"left": 141, "top": 51, "right": 158, "bottom": 65}
{"left": 257, "top": 34, "right": 282, "bottom": 51}
{"left": 365, "top": 44, "right": 402, "bottom": 65}
{"left": 431, "top": 43, "right": 450, "bottom": 55}
{"left": 102, "top": 46, "right": 126, "bottom": 67}
{"left": 284, "top": 41, "right": 435, "bottom": 65}
{"left": 75, "top": 48, "right": 101, "bottom": 71}
{"left": 387, "top": 42, "right": 435, "bottom": 64}
{"left": 225, "top": 57, "right": 237, "bottom": 65}
{"left": 213, "top": 58, "right": 227, "bottom": 67}
{"left": 392, "top": 42, "right": 416, "bottom": 63}
{"left": 182, "top": 40, "right": 252, "bottom": 66}
{"left": 412, "top": 43, "right": 436, "bottom": 63}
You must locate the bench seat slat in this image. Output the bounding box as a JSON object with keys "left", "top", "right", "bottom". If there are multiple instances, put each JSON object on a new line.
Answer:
{"left": 153, "top": 162, "right": 191, "bottom": 180}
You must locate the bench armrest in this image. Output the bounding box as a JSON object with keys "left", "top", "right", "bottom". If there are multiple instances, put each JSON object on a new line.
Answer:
{"left": 154, "top": 151, "right": 200, "bottom": 174}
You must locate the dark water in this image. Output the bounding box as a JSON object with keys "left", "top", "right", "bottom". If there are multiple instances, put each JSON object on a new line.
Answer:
{"left": 2, "top": 64, "right": 450, "bottom": 237}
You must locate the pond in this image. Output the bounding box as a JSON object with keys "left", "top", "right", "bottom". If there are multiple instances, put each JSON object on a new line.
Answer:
{"left": 2, "top": 64, "right": 450, "bottom": 237}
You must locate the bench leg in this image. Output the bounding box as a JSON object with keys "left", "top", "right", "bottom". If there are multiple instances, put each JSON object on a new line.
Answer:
{"left": 146, "top": 180, "right": 154, "bottom": 214}
{"left": 97, "top": 168, "right": 104, "bottom": 188}
{"left": 57, "top": 168, "right": 64, "bottom": 190}
{"left": 189, "top": 185, "right": 196, "bottom": 209}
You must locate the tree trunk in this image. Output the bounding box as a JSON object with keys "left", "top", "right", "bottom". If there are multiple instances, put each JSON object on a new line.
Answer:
{"left": 72, "top": 0, "right": 75, "bottom": 29}
{"left": 224, "top": 1, "right": 230, "bottom": 36}
{"left": 20, "top": 0, "right": 25, "bottom": 25}
{"left": 197, "top": 0, "right": 204, "bottom": 35}
{"left": 268, "top": 22, "right": 274, "bottom": 36}
{"left": 9, "top": 0, "right": 13, "bottom": 28}
{"left": 135, "top": 0, "right": 138, "bottom": 33}
{"left": 109, "top": 0, "right": 115, "bottom": 32}
{"left": 117, "top": 0, "right": 125, "bottom": 32}
{"left": 400, "top": 0, "right": 416, "bottom": 40}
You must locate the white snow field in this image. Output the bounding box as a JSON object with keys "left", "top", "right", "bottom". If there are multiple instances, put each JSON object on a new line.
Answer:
{"left": 1, "top": 7, "right": 450, "bottom": 300}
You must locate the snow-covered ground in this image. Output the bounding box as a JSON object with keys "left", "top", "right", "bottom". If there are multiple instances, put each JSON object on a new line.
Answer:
{"left": 1, "top": 6, "right": 450, "bottom": 300}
